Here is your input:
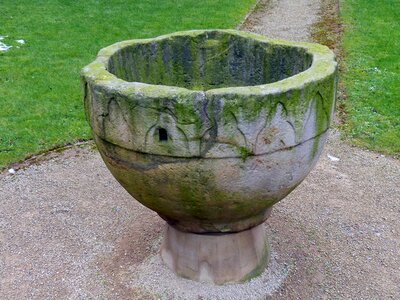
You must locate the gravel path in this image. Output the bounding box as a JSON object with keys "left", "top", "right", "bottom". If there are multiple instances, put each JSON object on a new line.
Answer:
{"left": 240, "top": 0, "right": 321, "bottom": 41}
{"left": 1, "top": 1, "right": 400, "bottom": 299}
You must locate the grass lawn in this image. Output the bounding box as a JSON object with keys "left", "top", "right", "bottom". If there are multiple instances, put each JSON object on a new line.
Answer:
{"left": 0, "top": 0, "right": 256, "bottom": 168}
{"left": 341, "top": 0, "right": 400, "bottom": 156}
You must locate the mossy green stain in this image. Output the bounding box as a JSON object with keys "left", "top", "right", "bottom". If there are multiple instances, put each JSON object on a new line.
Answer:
{"left": 239, "top": 146, "right": 253, "bottom": 161}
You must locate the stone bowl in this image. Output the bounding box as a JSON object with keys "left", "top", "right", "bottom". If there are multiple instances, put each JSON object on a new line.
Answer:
{"left": 81, "top": 29, "right": 337, "bottom": 283}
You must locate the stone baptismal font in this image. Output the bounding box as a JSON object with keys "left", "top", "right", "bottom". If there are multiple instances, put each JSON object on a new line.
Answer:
{"left": 81, "top": 30, "right": 337, "bottom": 284}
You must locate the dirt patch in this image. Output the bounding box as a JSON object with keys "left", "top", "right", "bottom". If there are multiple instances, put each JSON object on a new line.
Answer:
{"left": 98, "top": 213, "right": 164, "bottom": 299}
{"left": 311, "top": 0, "right": 343, "bottom": 52}
{"left": 1, "top": 141, "right": 93, "bottom": 177}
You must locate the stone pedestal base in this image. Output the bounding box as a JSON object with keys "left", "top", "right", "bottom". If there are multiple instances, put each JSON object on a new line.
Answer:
{"left": 160, "top": 223, "right": 269, "bottom": 285}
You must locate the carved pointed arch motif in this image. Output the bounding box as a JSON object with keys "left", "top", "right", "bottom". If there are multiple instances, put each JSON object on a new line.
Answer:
{"left": 301, "top": 90, "right": 330, "bottom": 143}
{"left": 143, "top": 109, "right": 193, "bottom": 157}
{"left": 254, "top": 102, "right": 296, "bottom": 155}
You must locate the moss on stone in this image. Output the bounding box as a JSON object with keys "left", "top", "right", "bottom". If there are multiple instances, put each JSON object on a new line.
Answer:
{"left": 82, "top": 29, "right": 337, "bottom": 160}
{"left": 240, "top": 241, "right": 270, "bottom": 283}
{"left": 238, "top": 146, "right": 253, "bottom": 161}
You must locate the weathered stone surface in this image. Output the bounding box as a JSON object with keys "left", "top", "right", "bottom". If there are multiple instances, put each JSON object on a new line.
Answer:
{"left": 94, "top": 132, "right": 326, "bottom": 233}
{"left": 161, "top": 223, "right": 269, "bottom": 285}
{"left": 82, "top": 30, "right": 336, "bottom": 160}
{"left": 82, "top": 29, "right": 337, "bottom": 284}
{"left": 82, "top": 29, "right": 337, "bottom": 233}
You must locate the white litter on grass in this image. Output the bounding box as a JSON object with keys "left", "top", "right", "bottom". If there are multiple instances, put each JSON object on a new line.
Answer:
{"left": 328, "top": 154, "right": 340, "bottom": 162}
{"left": 0, "top": 36, "right": 25, "bottom": 51}
{"left": 0, "top": 35, "right": 12, "bottom": 51}
{"left": 373, "top": 67, "right": 381, "bottom": 73}
{"left": 8, "top": 168, "right": 16, "bottom": 174}
{"left": 0, "top": 41, "right": 12, "bottom": 52}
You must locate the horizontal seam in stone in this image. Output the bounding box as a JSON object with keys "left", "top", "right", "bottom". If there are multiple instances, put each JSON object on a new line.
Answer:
{"left": 97, "top": 127, "right": 330, "bottom": 161}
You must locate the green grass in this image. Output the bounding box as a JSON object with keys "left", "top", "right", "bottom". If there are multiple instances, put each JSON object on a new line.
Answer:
{"left": 341, "top": 0, "right": 400, "bottom": 156}
{"left": 0, "top": 0, "right": 256, "bottom": 168}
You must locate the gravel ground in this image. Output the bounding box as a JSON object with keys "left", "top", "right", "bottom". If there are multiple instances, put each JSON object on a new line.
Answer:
{"left": 130, "top": 246, "right": 290, "bottom": 300}
{"left": 1, "top": 1, "right": 400, "bottom": 299}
